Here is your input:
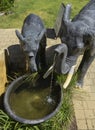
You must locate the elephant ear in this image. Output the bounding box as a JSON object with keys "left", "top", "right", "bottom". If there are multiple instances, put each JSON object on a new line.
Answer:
{"left": 15, "top": 30, "right": 25, "bottom": 41}
{"left": 56, "top": 4, "right": 71, "bottom": 42}
{"left": 54, "top": 3, "right": 66, "bottom": 37}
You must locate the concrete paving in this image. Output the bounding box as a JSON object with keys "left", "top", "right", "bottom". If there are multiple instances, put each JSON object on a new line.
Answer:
{"left": 0, "top": 29, "right": 95, "bottom": 129}
{"left": 72, "top": 60, "right": 95, "bottom": 130}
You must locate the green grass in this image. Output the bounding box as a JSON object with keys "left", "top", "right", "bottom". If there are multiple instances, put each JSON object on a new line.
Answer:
{"left": 0, "top": 0, "right": 89, "bottom": 28}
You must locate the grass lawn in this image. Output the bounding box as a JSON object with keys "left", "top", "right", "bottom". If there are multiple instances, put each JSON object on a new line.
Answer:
{"left": 0, "top": 0, "right": 89, "bottom": 28}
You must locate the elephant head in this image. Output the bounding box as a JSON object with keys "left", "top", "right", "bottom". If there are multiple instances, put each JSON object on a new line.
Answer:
{"left": 15, "top": 14, "right": 46, "bottom": 73}
{"left": 60, "top": 4, "right": 95, "bottom": 56}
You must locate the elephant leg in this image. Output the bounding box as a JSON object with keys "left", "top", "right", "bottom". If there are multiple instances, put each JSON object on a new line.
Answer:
{"left": 90, "top": 37, "right": 95, "bottom": 56}
{"left": 76, "top": 49, "right": 95, "bottom": 88}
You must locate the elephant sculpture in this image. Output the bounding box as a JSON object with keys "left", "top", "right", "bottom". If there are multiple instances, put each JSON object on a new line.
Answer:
{"left": 15, "top": 14, "right": 47, "bottom": 73}
{"left": 44, "top": 0, "right": 95, "bottom": 88}
{"left": 15, "top": 0, "right": 95, "bottom": 88}
{"left": 58, "top": 0, "right": 95, "bottom": 87}
{"left": 15, "top": 13, "right": 69, "bottom": 75}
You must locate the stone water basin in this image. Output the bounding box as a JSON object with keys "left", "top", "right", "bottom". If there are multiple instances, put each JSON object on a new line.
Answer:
{"left": 4, "top": 75, "right": 63, "bottom": 124}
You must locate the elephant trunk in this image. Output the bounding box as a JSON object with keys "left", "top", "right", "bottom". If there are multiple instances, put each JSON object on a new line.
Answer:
{"left": 29, "top": 57, "right": 37, "bottom": 73}
{"left": 54, "top": 44, "right": 70, "bottom": 74}
{"left": 43, "top": 44, "right": 70, "bottom": 78}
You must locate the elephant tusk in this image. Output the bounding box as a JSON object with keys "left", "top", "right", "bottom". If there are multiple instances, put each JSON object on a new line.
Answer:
{"left": 63, "top": 65, "right": 76, "bottom": 89}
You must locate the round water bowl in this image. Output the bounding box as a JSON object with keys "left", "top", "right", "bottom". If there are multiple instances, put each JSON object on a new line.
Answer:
{"left": 4, "top": 75, "right": 63, "bottom": 124}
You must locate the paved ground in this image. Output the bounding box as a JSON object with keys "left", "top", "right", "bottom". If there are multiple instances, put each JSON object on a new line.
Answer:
{"left": 73, "top": 61, "right": 95, "bottom": 130}
{"left": 0, "top": 29, "right": 95, "bottom": 130}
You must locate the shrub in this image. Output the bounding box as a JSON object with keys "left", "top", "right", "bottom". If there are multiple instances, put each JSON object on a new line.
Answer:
{"left": 0, "top": 0, "right": 15, "bottom": 12}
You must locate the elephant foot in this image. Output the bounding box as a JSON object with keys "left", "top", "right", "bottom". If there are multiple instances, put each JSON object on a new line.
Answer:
{"left": 76, "top": 82, "right": 83, "bottom": 89}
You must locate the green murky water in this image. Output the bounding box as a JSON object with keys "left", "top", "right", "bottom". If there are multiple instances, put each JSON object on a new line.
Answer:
{"left": 9, "top": 79, "right": 60, "bottom": 120}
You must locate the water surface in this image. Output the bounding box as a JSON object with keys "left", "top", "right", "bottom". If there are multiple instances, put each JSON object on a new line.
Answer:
{"left": 9, "top": 78, "right": 61, "bottom": 120}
